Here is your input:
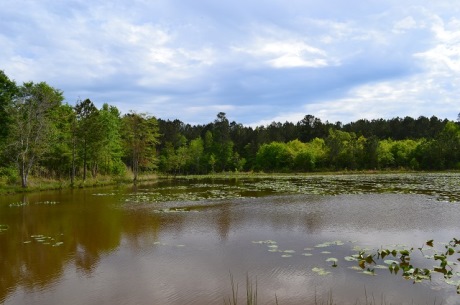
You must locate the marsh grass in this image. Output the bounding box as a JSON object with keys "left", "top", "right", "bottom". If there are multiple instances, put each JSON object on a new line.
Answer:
{"left": 224, "top": 276, "right": 445, "bottom": 305}
{"left": 224, "top": 274, "right": 257, "bottom": 305}
{"left": 0, "top": 172, "right": 158, "bottom": 194}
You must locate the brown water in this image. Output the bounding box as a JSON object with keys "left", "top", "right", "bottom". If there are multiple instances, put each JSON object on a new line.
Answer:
{"left": 1, "top": 173, "right": 459, "bottom": 305}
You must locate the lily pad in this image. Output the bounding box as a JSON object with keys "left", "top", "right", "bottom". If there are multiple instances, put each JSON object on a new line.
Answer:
{"left": 344, "top": 256, "right": 357, "bottom": 261}
{"left": 302, "top": 253, "right": 313, "bottom": 256}
{"left": 361, "top": 270, "right": 376, "bottom": 276}
{"left": 326, "top": 258, "right": 338, "bottom": 263}
{"left": 348, "top": 266, "right": 363, "bottom": 271}
{"left": 444, "top": 279, "right": 460, "bottom": 286}
{"left": 312, "top": 267, "right": 331, "bottom": 275}
{"left": 281, "top": 254, "right": 292, "bottom": 258}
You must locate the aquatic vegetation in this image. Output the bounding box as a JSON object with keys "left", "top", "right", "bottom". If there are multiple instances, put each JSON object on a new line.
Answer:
{"left": 0, "top": 224, "right": 9, "bottom": 233}
{"left": 250, "top": 236, "right": 460, "bottom": 294}
{"left": 92, "top": 193, "right": 117, "bottom": 196}
{"left": 24, "top": 234, "right": 65, "bottom": 247}
{"left": 354, "top": 238, "right": 460, "bottom": 293}
{"left": 9, "top": 201, "right": 28, "bottom": 207}
{"left": 224, "top": 273, "right": 258, "bottom": 305}
{"left": 312, "top": 267, "right": 331, "bottom": 276}
{"left": 35, "top": 201, "right": 59, "bottom": 205}
{"left": 326, "top": 257, "right": 338, "bottom": 267}
{"left": 121, "top": 173, "right": 460, "bottom": 205}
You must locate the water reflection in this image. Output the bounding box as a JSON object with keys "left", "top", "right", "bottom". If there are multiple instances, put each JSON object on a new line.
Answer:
{"left": 0, "top": 174, "right": 459, "bottom": 304}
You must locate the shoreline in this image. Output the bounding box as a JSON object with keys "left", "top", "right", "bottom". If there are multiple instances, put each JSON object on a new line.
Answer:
{"left": 1, "top": 170, "right": 459, "bottom": 195}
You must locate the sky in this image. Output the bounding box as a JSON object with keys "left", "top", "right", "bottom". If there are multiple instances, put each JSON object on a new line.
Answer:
{"left": 1, "top": 0, "right": 460, "bottom": 126}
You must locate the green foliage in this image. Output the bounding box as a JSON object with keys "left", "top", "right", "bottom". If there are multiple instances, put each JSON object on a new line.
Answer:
{"left": 1, "top": 68, "right": 460, "bottom": 185}
{"left": 121, "top": 112, "right": 159, "bottom": 181}
{"left": 256, "top": 142, "right": 294, "bottom": 172}
{"left": 0, "top": 70, "right": 18, "bottom": 144}
{"left": 0, "top": 166, "right": 19, "bottom": 185}
{"left": 6, "top": 81, "right": 64, "bottom": 187}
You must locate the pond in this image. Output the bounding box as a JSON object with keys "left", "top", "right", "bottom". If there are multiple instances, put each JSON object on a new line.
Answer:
{"left": 0, "top": 173, "right": 459, "bottom": 305}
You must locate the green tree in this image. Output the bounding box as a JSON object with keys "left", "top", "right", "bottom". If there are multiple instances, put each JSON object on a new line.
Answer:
{"left": 325, "top": 129, "right": 360, "bottom": 169}
{"left": 0, "top": 70, "right": 18, "bottom": 145}
{"left": 436, "top": 121, "right": 460, "bottom": 169}
{"left": 40, "top": 104, "right": 75, "bottom": 179}
{"left": 212, "top": 112, "right": 235, "bottom": 171}
{"left": 122, "top": 112, "right": 159, "bottom": 182}
{"left": 186, "top": 137, "right": 204, "bottom": 174}
{"left": 6, "top": 82, "right": 63, "bottom": 187}
{"left": 376, "top": 139, "right": 395, "bottom": 168}
{"left": 256, "top": 142, "right": 294, "bottom": 172}
{"left": 97, "top": 104, "right": 124, "bottom": 175}
{"left": 390, "top": 139, "right": 420, "bottom": 168}
{"left": 74, "top": 99, "right": 100, "bottom": 180}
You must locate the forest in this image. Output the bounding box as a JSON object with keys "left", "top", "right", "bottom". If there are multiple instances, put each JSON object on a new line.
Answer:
{"left": 1, "top": 70, "right": 460, "bottom": 188}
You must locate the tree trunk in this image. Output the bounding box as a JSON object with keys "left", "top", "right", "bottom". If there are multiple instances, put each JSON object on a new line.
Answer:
{"left": 20, "top": 164, "right": 28, "bottom": 188}
{"left": 71, "top": 135, "right": 76, "bottom": 185}
{"left": 132, "top": 153, "right": 138, "bottom": 183}
{"left": 83, "top": 139, "right": 87, "bottom": 181}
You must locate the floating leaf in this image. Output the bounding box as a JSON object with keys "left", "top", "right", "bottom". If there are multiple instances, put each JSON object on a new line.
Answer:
{"left": 312, "top": 267, "right": 331, "bottom": 275}
{"left": 281, "top": 254, "right": 292, "bottom": 258}
{"left": 348, "top": 266, "right": 362, "bottom": 271}
{"left": 445, "top": 279, "right": 460, "bottom": 286}
{"left": 361, "top": 270, "right": 376, "bottom": 276}
{"left": 384, "top": 260, "right": 399, "bottom": 265}
{"left": 302, "top": 253, "right": 313, "bottom": 256}
{"left": 344, "top": 256, "right": 357, "bottom": 262}
{"left": 326, "top": 258, "right": 338, "bottom": 263}
{"left": 399, "top": 250, "right": 410, "bottom": 256}
{"left": 321, "top": 251, "right": 331, "bottom": 254}
{"left": 283, "top": 250, "right": 295, "bottom": 253}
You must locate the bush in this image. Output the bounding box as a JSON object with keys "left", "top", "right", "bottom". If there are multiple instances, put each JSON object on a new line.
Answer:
{"left": 0, "top": 166, "right": 19, "bottom": 185}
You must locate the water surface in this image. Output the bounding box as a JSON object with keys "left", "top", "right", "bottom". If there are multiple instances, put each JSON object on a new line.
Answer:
{"left": 1, "top": 173, "right": 459, "bottom": 304}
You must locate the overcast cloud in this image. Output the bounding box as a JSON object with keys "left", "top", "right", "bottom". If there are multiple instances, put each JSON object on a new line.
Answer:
{"left": 1, "top": 0, "right": 459, "bottom": 125}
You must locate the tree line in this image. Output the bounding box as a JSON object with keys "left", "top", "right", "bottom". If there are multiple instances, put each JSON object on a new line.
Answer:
{"left": 156, "top": 112, "right": 460, "bottom": 174}
{"left": 0, "top": 71, "right": 159, "bottom": 187}
{"left": 1, "top": 70, "right": 460, "bottom": 188}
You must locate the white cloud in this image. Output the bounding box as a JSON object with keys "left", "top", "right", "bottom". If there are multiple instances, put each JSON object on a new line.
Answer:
{"left": 393, "top": 16, "right": 417, "bottom": 33}
{"left": 2, "top": 0, "right": 460, "bottom": 125}
{"left": 233, "top": 38, "right": 335, "bottom": 69}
